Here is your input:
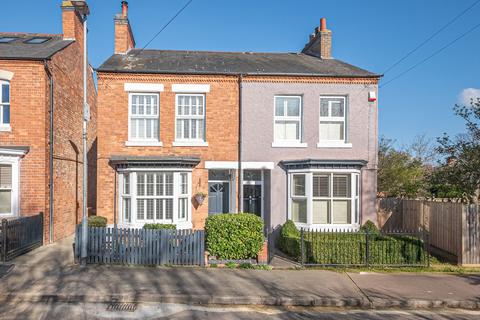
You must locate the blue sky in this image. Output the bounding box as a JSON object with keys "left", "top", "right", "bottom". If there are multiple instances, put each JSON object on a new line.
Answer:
{"left": 1, "top": 0, "right": 479, "bottom": 145}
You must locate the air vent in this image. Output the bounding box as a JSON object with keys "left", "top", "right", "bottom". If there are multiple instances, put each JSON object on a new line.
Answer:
{"left": 106, "top": 302, "right": 138, "bottom": 312}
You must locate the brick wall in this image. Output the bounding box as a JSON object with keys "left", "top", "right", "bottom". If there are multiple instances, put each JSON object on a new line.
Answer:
{"left": 96, "top": 73, "right": 239, "bottom": 229}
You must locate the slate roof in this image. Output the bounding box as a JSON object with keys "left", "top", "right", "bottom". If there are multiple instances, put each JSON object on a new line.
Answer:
{"left": 0, "top": 33, "right": 74, "bottom": 60}
{"left": 98, "top": 49, "right": 380, "bottom": 78}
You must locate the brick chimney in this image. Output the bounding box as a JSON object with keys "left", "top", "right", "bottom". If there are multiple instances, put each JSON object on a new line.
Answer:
{"left": 61, "top": 1, "right": 89, "bottom": 41}
{"left": 114, "top": 1, "right": 135, "bottom": 54}
{"left": 302, "top": 18, "right": 332, "bottom": 59}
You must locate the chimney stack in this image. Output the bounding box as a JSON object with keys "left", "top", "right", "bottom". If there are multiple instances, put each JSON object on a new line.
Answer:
{"left": 301, "top": 17, "right": 332, "bottom": 59}
{"left": 114, "top": 1, "right": 135, "bottom": 54}
{"left": 61, "top": 1, "right": 89, "bottom": 41}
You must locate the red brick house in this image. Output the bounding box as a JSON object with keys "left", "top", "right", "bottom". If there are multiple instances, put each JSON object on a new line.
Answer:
{"left": 0, "top": 1, "right": 97, "bottom": 242}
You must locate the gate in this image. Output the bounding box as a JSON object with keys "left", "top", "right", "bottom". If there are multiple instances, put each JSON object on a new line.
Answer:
{"left": 75, "top": 226, "right": 205, "bottom": 266}
{"left": 1, "top": 212, "right": 44, "bottom": 262}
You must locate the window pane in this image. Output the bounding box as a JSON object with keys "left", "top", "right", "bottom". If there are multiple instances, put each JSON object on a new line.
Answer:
{"left": 198, "top": 119, "right": 205, "bottom": 141}
{"left": 137, "top": 174, "right": 145, "bottom": 196}
{"left": 284, "top": 121, "right": 299, "bottom": 140}
{"left": 180, "top": 173, "right": 188, "bottom": 194}
{"left": 355, "top": 174, "right": 359, "bottom": 196}
{"left": 2, "top": 84, "right": 9, "bottom": 103}
{"left": 275, "top": 97, "right": 285, "bottom": 116}
{"left": 330, "top": 101, "right": 344, "bottom": 117}
{"left": 146, "top": 174, "right": 155, "bottom": 196}
{"left": 156, "top": 199, "right": 163, "bottom": 220}
{"left": 320, "top": 99, "right": 329, "bottom": 116}
{"left": 191, "top": 119, "right": 197, "bottom": 139}
{"left": 0, "top": 190, "right": 12, "bottom": 214}
{"left": 313, "top": 174, "right": 330, "bottom": 197}
{"left": 123, "top": 198, "right": 131, "bottom": 222}
{"left": 320, "top": 121, "right": 344, "bottom": 141}
{"left": 0, "top": 164, "right": 12, "bottom": 188}
{"left": 178, "top": 198, "right": 187, "bottom": 220}
{"left": 292, "top": 174, "right": 305, "bottom": 196}
{"left": 2, "top": 105, "right": 9, "bottom": 124}
{"left": 156, "top": 173, "right": 164, "bottom": 196}
{"left": 274, "top": 122, "right": 286, "bottom": 140}
{"left": 145, "top": 119, "right": 152, "bottom": 138}
{"left": 292, "top": 199, "right": 307, "bottom": 223}
{"left": 355, "top": 198, "right": 359, "bottom": 224}
{"left": 243, "top": 170, "right": 262, "bottom": 181}
{"left": 123, "top": 173, "right": 130, "bottom": 195}
{"left": 146, "top": 199, "right": 154, "bottom": 220}
{"left": 176, "top": 120, "right": 183, "bottom": 139}
{"left": 165, "top": 173, "right": 174, "bottom": 196}
{"left": 183, "top": 120, "right": 190, "bottom": 139}
{"left": 137, "top": 200, "right": 145, "bottom": 220}
{"left": 165, "top": 199, "right": 173, "bottom": 220}
{"left": 332, "top": 200, "right": 351, "bottom": 224}
{"left": 313, "top": 200, "right": 329, "bottom": 224}
{"left": 130, "top": 119, "right": 137, "bottom": 139}
{"left": 286, "top": 98, "right": 300, "bottom": 116}
{"left": 138, "top": 120, "right": 145, "bottom": 139}
{"left": 333, "top": 175, "right": 351, "bottom": 197}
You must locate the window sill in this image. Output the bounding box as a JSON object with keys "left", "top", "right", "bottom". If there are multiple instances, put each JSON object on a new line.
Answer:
{"left": 317, "top": 142, "right": 352, "bottom": 149}
{"left": 110, "top": 221, "right": 193, "bottom": 230}
{"left": 172, "top": 141, "right": 209, "bottom": 147}
{"left": 125, "top": 141, "right": 163, "bottom": 147}
{"left": 0, "top": 125, "right": 11, "bottom": 132}
{"left": 271, "top": 142, "right": 308, "bottom": 148}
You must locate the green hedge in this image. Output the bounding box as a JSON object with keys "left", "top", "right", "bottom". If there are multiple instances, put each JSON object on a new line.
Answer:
{"left": 278, "top": 221, "right": 427, "bottom": 266}
{"left": 88, "top": 216, "right": 107, "bottom": 228}
{"left": 278, "top": 220, "right": 301, "bottom": 259}
{"left": 205, "top": 213, "right": 264, "bottom": 260}
{"left": 143, "top": 223, "right": 176, "bottom": 230}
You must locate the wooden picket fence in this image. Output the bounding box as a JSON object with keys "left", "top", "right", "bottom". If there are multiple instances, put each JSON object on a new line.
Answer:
{"left": 75, "top": 226, "right": 205, "bottom": 266}
{"left": 1, "top": 213, "right": 44, "bottom": 262}
{"left": 378, "top": 198, "right": 479, "bottom": 265}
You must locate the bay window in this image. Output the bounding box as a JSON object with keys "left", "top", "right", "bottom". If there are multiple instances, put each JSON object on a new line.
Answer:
{"left": 119, "top": 170, "right": 192, "bottom": 228}
{"left": 289, "top": 171, "right": 360, "bottom": 229}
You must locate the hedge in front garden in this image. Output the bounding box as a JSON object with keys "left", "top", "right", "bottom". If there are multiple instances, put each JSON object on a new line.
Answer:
{"left": 205, "top": 213, "right": 264, "bottom": 260}
{"left": 88, "top": 216, "right": 107, "bottom": 228}
{"left": 278, "top": 220, "right": 301, "bottom": 259}
{"left": 143, "top": 223, "right": 176, "bottom": 230}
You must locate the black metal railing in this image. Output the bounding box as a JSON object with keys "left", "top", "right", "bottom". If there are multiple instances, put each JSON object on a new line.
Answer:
{"left": 1, "top": 212, "right": 44, "bottom": 262}
{"left": 299, "top": 228, "right": 429, "bottom": 267}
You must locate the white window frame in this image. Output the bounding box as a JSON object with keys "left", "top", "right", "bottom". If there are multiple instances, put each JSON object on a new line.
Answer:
{"left": 118, "top": 169, "right": 192, "bottom": 229}
{"left": 0, "top": 155, "right": 20, "bottom": 217}
{"left": 173, "top": 93, "right": 208, "bottom": 147}
{"left": 126, "top": 92, "right": 162, "bottom": 146}
{"left": 0, "top": 80, "right": 10, "bottom": 131}
{"left": 318, "top": 96, "right": 352, "bottom": 148}
{"left": 287, "top": 169, "right": 360, "bottom": 231}
{"left": 272, "top": 95, "right": 307, "bottom": 148}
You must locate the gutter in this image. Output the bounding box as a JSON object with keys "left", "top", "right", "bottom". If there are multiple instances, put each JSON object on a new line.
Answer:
{"left": 44, "top": 60, "right": 54, "bottom": 244}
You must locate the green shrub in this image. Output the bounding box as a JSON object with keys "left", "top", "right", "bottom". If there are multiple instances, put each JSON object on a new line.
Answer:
{"left": 225, "top": 261, "right": 237, "bottom": 269}
{"left": 360, "top": 220, "right": 380, "bottom": 235}
{"left": 239, "top": 262, "right": 254, "bottom": 269}
{"left": 278, "top": 220, "right": 301, "bottom": 259}
{"left": 205, "top": 213, "right": 264, "bottom": 260}
{"left": 88, "top": 216, "right": 107, "bottom": 228}
{"left": 143, "top": 223, "right": 176, "bottom": 230}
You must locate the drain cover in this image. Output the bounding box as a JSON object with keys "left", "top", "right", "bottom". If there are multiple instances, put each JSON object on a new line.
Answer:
{"left": 106, "top": 302, "right": 138, "bottom": 312}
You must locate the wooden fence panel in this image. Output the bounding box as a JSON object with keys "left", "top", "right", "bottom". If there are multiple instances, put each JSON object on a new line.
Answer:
{"left": 378, "top": 198, "right": 480, "bottom": 265}
{"left": 74, "top": 226, "right": 205, "bottom": 266}
{"left": 1, "top": 213, "right": 44, "bottom": 262}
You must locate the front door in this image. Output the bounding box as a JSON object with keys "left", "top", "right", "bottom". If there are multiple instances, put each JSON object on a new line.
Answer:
{"left": 243, "top": 185, "right": 262, "bottom": 217}
{"left": 208, "top": 182, "right": 229, "bottom": 215}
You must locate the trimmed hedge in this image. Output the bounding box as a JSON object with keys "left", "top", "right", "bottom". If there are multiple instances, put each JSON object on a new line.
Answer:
{"left": 278, "top": 220, "right": 427, "bottom": 266}
{"left": 88, "top": 216, "right": 107, "bottom": 228}
{"left": 205, "top": 213, "right": 264, "bottom": 260}
{"left": 278, "top": 220, "right": 301, "bottom": 259}
{"left": 143, "top": 223, "right": 176, "bottom": 230}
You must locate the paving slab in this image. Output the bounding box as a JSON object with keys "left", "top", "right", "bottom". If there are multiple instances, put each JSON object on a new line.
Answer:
{"left": 348, "top": 272, "right": 480, "bottom": 309}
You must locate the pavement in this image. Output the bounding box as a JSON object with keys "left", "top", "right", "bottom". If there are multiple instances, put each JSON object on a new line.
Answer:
{"left": 0, "top": 236, "right": 479, "bottom": 311}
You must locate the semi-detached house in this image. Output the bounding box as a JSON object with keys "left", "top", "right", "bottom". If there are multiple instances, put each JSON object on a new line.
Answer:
{"left": 96, "top": 2, "right": 380, "bottom": 232}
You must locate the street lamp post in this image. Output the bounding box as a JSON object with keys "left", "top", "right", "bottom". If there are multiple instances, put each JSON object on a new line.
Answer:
{"left": 71, "top": 0, "right": 90, "bottom": 266}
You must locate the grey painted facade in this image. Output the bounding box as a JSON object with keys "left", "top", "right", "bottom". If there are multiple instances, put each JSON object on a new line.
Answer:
{"left": 241, "top": 81, "right": 378, "bottom": 229}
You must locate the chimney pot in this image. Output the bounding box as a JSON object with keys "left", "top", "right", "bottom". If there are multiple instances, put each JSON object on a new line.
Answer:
{"left": 121, "top": 1, "right": 128, "bottom": 17}
{"left": 320, "top": 18, "right": 327, "bottom": 31}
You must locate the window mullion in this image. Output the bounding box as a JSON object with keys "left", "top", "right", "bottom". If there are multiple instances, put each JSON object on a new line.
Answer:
{"left": 172, "top": 173, "right": 178, "bottom": 225}
{"left": 131, "top": 172, "right": 137, "bottom": 224}
{"left": 306, "top": 172, "right": 313, "bottom": 226}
